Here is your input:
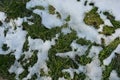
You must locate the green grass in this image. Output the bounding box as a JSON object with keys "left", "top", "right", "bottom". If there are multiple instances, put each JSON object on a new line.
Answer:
{"left": 47, "top": 31, "right": 91, "bottom": 79}
{"left": 0, "top": 0, "right": 32, "bottom": 19}
{"left": 47, "top": 31, "right": 78, "bottom": 80}
{"left": 22, "top": 35, "right": 29, "bottom": 52}
{"left": 47, "top": 56, "right": 79, "bottom": 80}
{"left": 63, "top": 72, "right": 86, "bottom": 80}
{"left": 76, "top": 38, "right": 92, "bottom": 46}
{"left": 112, "top": 53, "right": 120, "bottom": 77}
{"left": 48, "top": 5, "right": 56, "bottom": 15}
{"left": 75, "top": 55, "right": 92, "bottom": 65}
{"left": 100, "top": 25, "right": 115, "bottom": 36}
{"left": 102, "top": 64, "right": 113, "bottom": 80}
{"left": 23, "top": 13, "right": 62, "bottom": 41}
{"left": 19, "top": 50, "right": 38, "bottom": 79}
{"left": 84, "top": 7, "right": 104, "bottom": 29}
{"left": 0, "top": 54, "right": 15, "bottom": 80}
{"left": 102, "top": 53, "right": 120, "bottom": 80}
{"left": 103, "top": 12, "right": 120, "bottom": 29}
{"left": 99, "top": 37, "right": 120, "bottom": 62}
{"left": 73, "top": 72, "right": 86, "bottom": 80}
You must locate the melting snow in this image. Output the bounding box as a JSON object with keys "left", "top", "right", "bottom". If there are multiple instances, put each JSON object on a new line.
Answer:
{"left": 0, "top": 0, "right": 120, "bottom": 80}
{"left": 89, "top": 0, "right": 120, "bottom": 20}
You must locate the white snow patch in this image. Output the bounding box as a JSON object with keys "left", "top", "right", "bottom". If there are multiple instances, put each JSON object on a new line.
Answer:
{"left": 61, "top": 28, "right": 71, "bottom": 35}
{"left": 0, "top": 12, "right": 6, "bottom": 21}
{"left": 26, "top": 0, "right": 48, "bottom": 9}
{"left": 14, "top": 17, "right": 24, "bottom": 27}
{"left": 88, "top": 46, "right": 103, "bottom": 58}
{"left": 109, "top": 70, "right": 120, "bottom": 80}
{"left": 0, "top": 27, "right": 6, "bottom": 54}
{"left": 114, "top": 44, "right": 120, "bottom": 53}
{"left": 33, "top": 9, "right": 63, "bottom": 29}
{"left": 5, "top": 27, "right": 27, "bottom": 60}
{"left": 86, "top": 58, "right": 102, "bottom": 80}
{"left": 70, "top": 41, "right": 88, "bottom": 55}
{"left": 103, "top": 52, "right": 115, "bottom": 66}
{"left": 99, "top": 13, "right": 113, "bottom": 26}
{"left": 28, "top": 37, "right": 44, "bottom": 50}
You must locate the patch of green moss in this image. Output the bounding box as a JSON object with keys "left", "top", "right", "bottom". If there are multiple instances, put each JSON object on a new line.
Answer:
{"left": 99, "top": 37, "right": 120, "bottom": 62}
{"left": 0, "top": 0, "right": 32, "bottom": 19}
{"left": 0, "top": 54, "right": 15, "bottom": 80}
{"left": 2, "top": 43, "right": 9, "bottom": 51}
{"left": 100, "top": 25, "right": 115, "bottom": 36}
{"left": 48, "top": 5, "right": 55, "bottom": 14}
{"left": 84, "top": 7, "right": 104, "bottom": 29}
{"left": 23, "top": 13, "right": 61, "bottom": 41}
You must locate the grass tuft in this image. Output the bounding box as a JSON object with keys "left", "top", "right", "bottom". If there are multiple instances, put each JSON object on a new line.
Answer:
{"left": 84, "top": 7, "right": 104, "bottom": 29}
